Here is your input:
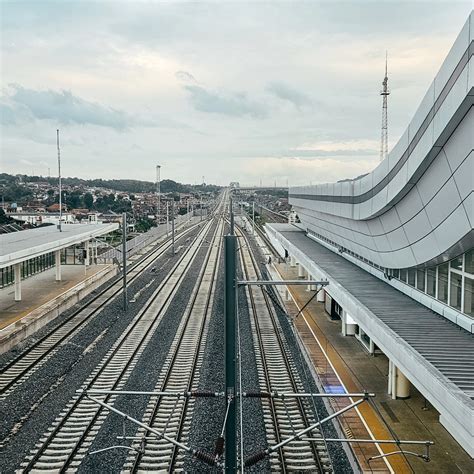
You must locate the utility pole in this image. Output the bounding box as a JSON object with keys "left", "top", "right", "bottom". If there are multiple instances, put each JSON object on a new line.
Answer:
{"left": 171, "top": 201, "right": 175, "bottom": 255}
{"left": 156, "top": 164, "right": 161, "bottom": 224}
{"left": 224, "top": 195, "right": 237, "bottom": 472}
{"left": 380, "top": 52, "right": 390, "bottom": 162}
{"left": 200, "top": 194, "right": 203, "bottom": 221}
{"left": 230, "top": 197, "right": 234, "bottom": 235}
{"left": 166, "top": 201, "right": 169, "bottom": 236}
{"left": 122, "top": 212, "right": 128, "bottom": 310}
{"left": 252, "top": 201, "right": 255, "bottom": 235}
{"left": 56, "top": 129, "right": 62, "bottom": 232}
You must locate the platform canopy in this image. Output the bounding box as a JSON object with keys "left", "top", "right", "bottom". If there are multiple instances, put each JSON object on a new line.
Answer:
{"left": 0, "top": 223, "right": 119, "bottom": 269}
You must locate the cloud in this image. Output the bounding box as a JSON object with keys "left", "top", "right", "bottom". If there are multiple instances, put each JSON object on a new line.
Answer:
{"left": 8, "top": 84, "right": 132, "bottom": 130}
{"left": 2, "top": 85, "right": 188, "bottom": 131}
{"left": 266, "top": 82, "right": 313, "bottom": 109}
{"left": 20, "top": 159, "right": 34, "bottom": 166}
{"left": 294, "top": 139, "right": 379, "bottom": 153}
{"left": 0, "top": 103, "right": 17, "bottom": 125}
{"left": 183, "top": 85, "right": 267, "bottom": 118}
{"left": 175, "top": 70, "right": 197, "bottom": 83}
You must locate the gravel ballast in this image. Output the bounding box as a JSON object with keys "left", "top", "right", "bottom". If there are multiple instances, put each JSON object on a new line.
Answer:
{"left": 0, "top": 223, "right": 207, "bottom": 471}
{"left": 0, "top": 218, "right": 353, "bottom": 473}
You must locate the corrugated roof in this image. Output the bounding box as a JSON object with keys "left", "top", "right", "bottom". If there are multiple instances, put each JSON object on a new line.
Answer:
{"left": 273, "top": 224, "right": 474, "bottom": 400}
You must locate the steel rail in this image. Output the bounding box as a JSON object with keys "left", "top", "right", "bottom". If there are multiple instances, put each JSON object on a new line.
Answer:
{"left": 21, "top": 216, "right": 217, "bottom": 472}
{"left": 0, "top": 220, "right": 203, "bottom": 398}
{"left": 237, "top": 225, "right": 331, "bottom": 472}
{"left": 237, "top": 229, "right": 286, "bottom": 473}
{"left": 128, "top": 218, "right": 224, "bottom": 472}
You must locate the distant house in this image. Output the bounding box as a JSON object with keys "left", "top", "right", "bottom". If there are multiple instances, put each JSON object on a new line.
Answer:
{"left": 46, "top": 203, "right": 68, "bottom": 213}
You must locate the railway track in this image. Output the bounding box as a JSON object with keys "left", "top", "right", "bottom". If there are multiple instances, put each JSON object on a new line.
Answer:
{"left": 256, "top": 204, "right": 288, "bottom": 224}
{"left": 237, "top": 225, "right": 333, "bottom": 472}
{"left": 0, "top": 220, "right": 203, "bottom": 400}
{"left": 124, "top": 217, "right": 224, "bottom": 472}
{"left": 19, "top": 216, "right": 218, "bottom": 472}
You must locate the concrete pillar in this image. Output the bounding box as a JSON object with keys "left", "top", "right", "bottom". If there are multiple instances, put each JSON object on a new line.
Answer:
{"left": 395, "top": 367, "right": 410, "bottom": 399}
{"left": 85, "top": 241, "right": 90, "bottom": 267}
{"left": 388, "top": 360, "right": 394, "bottom": 397}
{"left": 290, "top": 256, "right": 296, "bottom": 267}
{"left": 14, "top": 263, "right": 21, "bottom": 301}
{"left": 297, "top": 263, "right": 305, "bottom": 278}
{"left": 55, "top": 249, "right": 62, "bottom": 281}
{"left": 306, "top": 273, "right": 312, "bottom": 292}
{"left": 316, "top": 288, "right": 325, "bottom": 302}
{"left": 388, "top": 361, "right": 410, "bottom": 399}
{"left": 342, "top": 311, "right": 356, "bottom": 336}
{"left": 285, "top": 289, "right": 291, "bottom": 302}
{"left": 369, "top": 339, "right": 375, "bottom": 355}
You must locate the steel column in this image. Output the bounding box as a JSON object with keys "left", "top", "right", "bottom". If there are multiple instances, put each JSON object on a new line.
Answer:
{"left": 224, "top": 233, "right": 237, "bottom": 472}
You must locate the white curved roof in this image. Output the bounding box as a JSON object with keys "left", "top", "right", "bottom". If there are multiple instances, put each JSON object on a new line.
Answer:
{"left": 290, "top": 13, "right": 473, "bottom": 269}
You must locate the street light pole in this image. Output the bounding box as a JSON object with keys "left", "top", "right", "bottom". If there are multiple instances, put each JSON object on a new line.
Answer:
{"left": 56, "top": 129, "right": 62, "bottom": 232}
{"left": 122, "top": 212, "right": 128, "bottom": 310}
{"left": 252, "top": 201, "right": 255, "bottom": 235}
{"left": 156, "top": 165, "right": 161, "bottom": 225}
{"left": 171, "top": 201, "right": 175, "bottom": 255}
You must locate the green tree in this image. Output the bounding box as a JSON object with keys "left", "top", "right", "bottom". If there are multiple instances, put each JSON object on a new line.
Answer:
{"left": 0, "top": 208, "right": 13, "bottom": 224}
{"left": 84, "top": 192, "right": 94, "bottom": 209}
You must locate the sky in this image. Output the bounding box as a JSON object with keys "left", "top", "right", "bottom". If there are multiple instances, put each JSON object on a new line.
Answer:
{"left": 0, "top": 1, "right": 472, "bottom": 186}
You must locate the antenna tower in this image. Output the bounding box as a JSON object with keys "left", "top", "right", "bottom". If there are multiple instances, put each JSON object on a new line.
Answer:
{"left": 380, "top": 52, "right": 390, "bottom": 161}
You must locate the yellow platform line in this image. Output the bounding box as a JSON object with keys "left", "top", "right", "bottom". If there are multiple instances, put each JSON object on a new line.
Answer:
{"left": 275, "top": 263, "right": 412, "bottom": 474}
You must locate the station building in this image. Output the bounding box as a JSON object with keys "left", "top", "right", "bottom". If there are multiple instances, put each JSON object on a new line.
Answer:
{"left": 267, "top": 13, "right": 473, "bottom": 456}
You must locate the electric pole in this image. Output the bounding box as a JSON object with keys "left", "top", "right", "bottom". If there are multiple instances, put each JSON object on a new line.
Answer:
{"left": 224, "top": 194, "right": 237, "bottom": 471}
{"left": 122, "top": 213, "right": 128, "bottom": 310}
{"left": 56, "top": 129, "right": 62, "bottom": 232}
{"left": 156, "top": 164, "right": 161, "bottom": 224}
{"left": 171, "top": 201, "right": 175, "bottom": 255}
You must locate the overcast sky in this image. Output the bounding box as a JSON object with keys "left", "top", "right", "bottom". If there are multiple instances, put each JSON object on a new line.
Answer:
{"left": 1, "top": 1, "right": 472, "bottom": 186}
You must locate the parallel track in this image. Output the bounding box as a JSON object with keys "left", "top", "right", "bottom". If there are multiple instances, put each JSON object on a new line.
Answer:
{"left": 20, "top": 217, "right": 217, "bottom": 472}
{"left": 0, "top": 221, "right": 202, "bottom": 400}
{"left": 125, "top": 218, "right": 224, "bottom": 472}
{"left": 237, "top": 226, "right": 333, "bottom": 472}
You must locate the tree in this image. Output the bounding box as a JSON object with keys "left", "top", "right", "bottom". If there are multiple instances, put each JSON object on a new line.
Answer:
{"left": 84, "top": 192, "right": 94, "bottom": 209}
{"left": 0, "top": 208, "right": 13, "bottom": 224}
{"left": 65, "top": 191, "right": 82, "bottom": 209}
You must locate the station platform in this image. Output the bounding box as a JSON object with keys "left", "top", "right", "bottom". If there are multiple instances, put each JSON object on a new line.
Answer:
{"left": 0, "top": 264, "right": 110, "bottom": 331}
{"left": 271, "top": 261, "right": 474, "bottom": 473}
{"left": 0, "top": 264, "right": 116, "bottom": 353}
